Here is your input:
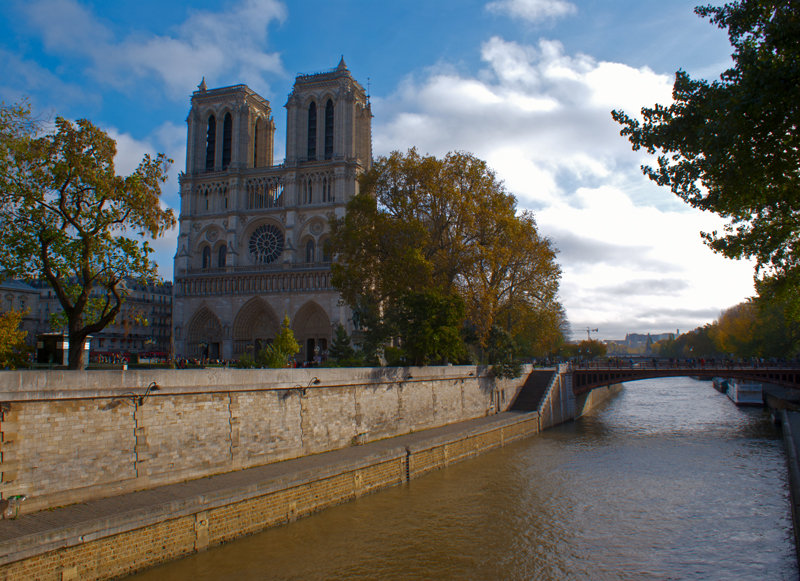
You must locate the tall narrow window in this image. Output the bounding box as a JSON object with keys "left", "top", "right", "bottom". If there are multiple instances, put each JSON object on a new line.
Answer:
{"left": 202, "top": 246, "right": 211, "bottom": 269}
{"left": 322, "top": 239, "right": 331, "bottom": 262}
{"left": 324, "top": 99, "right": 334, "bottom": 159}
{"left": 306, "top": 240, "right": 315, "bottom": 263}
{"left": 253, "top": 122, "right": 259, "bottom": 167}
{"left": 205, "top": 115, "right": 216, "bottom": 171}
{"left": 322, "top": 177, "right": 333, "bottom": 202}
{"left": 307, "top": 102, "right": 317, "bottom": 160}
{"left": 218, "top": 245, "right": 227, "bottom": 268}
{"left": 222, "top": 112, "right": 233, "bottom": 169}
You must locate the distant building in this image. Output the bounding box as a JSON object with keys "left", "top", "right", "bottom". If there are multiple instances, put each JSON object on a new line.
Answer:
{"left": 31, "top": 279, "right": 173, "bottom": 357}
{"left": 605, "top": 332, "right": 677, "bottom": 355}
{"left": 0, "top": 279, "right": 41, "bottom": 347}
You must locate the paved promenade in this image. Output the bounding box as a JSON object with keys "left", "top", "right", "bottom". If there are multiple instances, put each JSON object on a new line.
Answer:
{"left": 0, "top": 411, "right": 537, "bottom": 568}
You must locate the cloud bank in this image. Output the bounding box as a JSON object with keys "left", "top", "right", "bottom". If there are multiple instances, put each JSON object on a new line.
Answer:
{"left": 373, "top": 35, "right": 755, "bottom": 338}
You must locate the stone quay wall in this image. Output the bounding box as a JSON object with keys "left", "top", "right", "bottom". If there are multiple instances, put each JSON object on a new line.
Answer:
{"left": 0, "top": 365, "right": 527, "bottom": 515}
{"left": 0, "top": 412, "right": 541, "bottom": 581}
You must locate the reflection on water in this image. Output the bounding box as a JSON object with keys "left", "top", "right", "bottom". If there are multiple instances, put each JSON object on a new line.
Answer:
{"left": 132, "top": 378, "right": 797, "bottom": 580}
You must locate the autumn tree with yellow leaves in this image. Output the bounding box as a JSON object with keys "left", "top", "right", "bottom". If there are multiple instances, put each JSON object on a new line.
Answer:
{"left": 330, "top": 148, "right": 565, "bottom": 366}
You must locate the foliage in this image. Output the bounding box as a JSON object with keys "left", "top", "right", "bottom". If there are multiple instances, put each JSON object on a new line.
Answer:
{"left": 578, "top": 339, "right": 607, "bottom": 360}
{"left": 391, "top": 290, "right": 466, "bottom": 366}
{"left": 330, "top": 148, "right": 564, "bottom": 363}
{"left": 612, "top": 1, "right": 800, "bottom": 310}
{"left": 557, "top": 338, "right": 607, "bottom": 361}
{"left": 658, "top": 294, "right": 800, "bottom": 359}
{"left": 326, "top": 323, "right": 365, "bottom": 367}
{"left": 0, "top": 102, "right": 175, "bottom": 369}
{"left": 713, "top": 301, "right": 758, "bottom": 355}
{"left": 657, "top": 326, "right": 720, "bottom": 359}
{"left": 235, "top": 352, "right": 256, "bottom": 369}
{"left": 0, "top": 310, "right": 30, "bottom": 369}
{"left": 486, "top": 325, "right": 522, "bottom": 379}
{"left": 256, "top": 315, "right": 300, "bottom": 368}
{"left": 503, "top": 302, "right": 569, "bottom": 358}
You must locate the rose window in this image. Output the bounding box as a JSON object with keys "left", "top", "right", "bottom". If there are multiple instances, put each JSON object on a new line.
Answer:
{"left": 249, "top": 224, "right": 284, "bottom": 264}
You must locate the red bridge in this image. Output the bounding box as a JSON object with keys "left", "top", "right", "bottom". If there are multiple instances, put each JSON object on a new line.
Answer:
{"left": 570, "top": 362, "right": 800, "bottom": 395}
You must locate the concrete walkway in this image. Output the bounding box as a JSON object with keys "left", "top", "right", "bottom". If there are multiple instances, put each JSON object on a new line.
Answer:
{"left": 0, "top": 411, "right": 537, "bottom": 566}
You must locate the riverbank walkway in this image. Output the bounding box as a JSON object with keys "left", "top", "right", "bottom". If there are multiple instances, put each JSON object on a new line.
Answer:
{"left": 0, "top": 409, "right": 539, "bottom": 575}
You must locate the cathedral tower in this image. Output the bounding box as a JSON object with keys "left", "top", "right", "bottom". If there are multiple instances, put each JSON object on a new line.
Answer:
{"left": 173, "top": 60, "right": 372, "bottom": 361}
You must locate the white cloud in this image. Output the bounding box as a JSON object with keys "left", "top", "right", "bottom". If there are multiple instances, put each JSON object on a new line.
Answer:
{"left": 373, "top": 35, "right": 755, "bottom": 339}
{"left": 486, "top": 0, "right": 577, "bottom": 23}
{"left": 22, "top": 0, "right": 287, "bottom": 98}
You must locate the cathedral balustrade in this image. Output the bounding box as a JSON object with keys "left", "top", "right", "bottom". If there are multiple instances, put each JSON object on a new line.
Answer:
{"left": 175, "top": 268, "right": 333, "bottom": 297}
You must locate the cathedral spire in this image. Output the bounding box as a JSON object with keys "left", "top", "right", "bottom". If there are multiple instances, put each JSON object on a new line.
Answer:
{"left": 337, "top": 56, "right": 347, "bottom": 71}
{"left": 198, "top": 77, "right": 207, "bottom": 92}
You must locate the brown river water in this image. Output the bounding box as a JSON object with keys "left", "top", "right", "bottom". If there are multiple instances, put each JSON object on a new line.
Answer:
{"left": 131, "top": 377, "right": 798, "bottom": 580}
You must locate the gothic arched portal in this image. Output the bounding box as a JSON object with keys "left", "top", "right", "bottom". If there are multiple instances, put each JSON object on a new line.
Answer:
{"left": 232, "top": 298, "right": 281, "bottom": 356}
{"left": 187, "top": 306, "right": 223, "bottom": 359}
{"left": 294, "top": 301, "right": 331, "bottom": 362}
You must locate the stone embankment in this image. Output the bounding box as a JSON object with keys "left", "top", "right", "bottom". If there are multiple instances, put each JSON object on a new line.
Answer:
{"left": 0, "top": 364, "right": 616, "bottom": 579}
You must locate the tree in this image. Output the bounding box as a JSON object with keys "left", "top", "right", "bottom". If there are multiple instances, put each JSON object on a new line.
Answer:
{"left": 330, "top": 148, "right": 564, "bottom": 361}
{"left": 0, "top": 310, "right": 30, "bottom": 369}
{"left": 0, "top": 103, "right": 175, "bottom": 369}
{"left": 713, "top": 301, "right": 759, "bottom": 356}
{"left": 391, "top": 290, "right": 466, "bottom": 366}
{"left": 327, "top": 323, "right": 364, "bottom": 367}
{"left": 486, "top": 324, "right": 522, "bottom": 378}
{"left": 505, "top": 301, "right": 568, "bottom": 358}
{"left": 577, "top": 339, "right": 607, "bottom": 360}
{"left": 257, "top": 315, "right": 300, "bottom": 368}
{"left": 612, "top": 1, "right": 800, "bottom": 307}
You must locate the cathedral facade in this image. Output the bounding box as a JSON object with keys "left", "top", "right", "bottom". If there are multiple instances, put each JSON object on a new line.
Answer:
{"left": 172, "top": 59, "right": 372, "bottom": 361}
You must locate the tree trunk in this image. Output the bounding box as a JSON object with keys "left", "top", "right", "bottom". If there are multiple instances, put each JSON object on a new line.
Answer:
{"left": 67, "top": 335, "right": 88, "bottom": 370}
{"left": 67, "top": 316, "right": 89, "bottom": 370}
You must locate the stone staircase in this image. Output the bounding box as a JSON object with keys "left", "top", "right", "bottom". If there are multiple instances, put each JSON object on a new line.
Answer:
{"left": 510, "top": 369, "right": 556, "bottom": 412}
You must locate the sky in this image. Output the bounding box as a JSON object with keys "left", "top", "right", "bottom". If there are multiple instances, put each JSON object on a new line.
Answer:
{"left": 0, "top": 0, "right": 757, "bottom": 341}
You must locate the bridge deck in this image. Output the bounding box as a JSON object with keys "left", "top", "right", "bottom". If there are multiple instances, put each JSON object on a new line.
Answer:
{"left": 570, "top": 363, "right": 800, "bottom": 394}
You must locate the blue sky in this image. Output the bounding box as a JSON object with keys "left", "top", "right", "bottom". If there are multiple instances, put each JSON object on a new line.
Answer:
{"left": 0, "top": 0, "right": 755, "bottom": 340}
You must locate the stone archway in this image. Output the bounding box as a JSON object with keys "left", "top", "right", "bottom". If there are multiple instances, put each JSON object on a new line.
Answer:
{"left": 232, "top": 298, "right": 280, "bottom": 356}
{"left": 293, "top": 301, "right": 331, "bottom": 363}
{"left": 187, "top": 307, "right": 223, "bottom": 359}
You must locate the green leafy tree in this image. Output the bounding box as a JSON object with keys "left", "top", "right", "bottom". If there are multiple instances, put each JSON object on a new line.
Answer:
{"left": 0, "top": 102, "right": 175, "bottom": 369}
{"left": 486, "top": 325, "right": 522, "bottom": 379}
{"left": 612, "top": 1, "right": 800, "bottom": 311}
{"left": 257, "top": 315, "right": 300, "bottom": 368}
{"left": 330, "top": 148, "right": 563, "bottom": 361}
{"left": 392, "top": 290, "right": 466, "bottom": 366}
{"left": 0, "top": 310, "right": 30, "bottom": 369}
{"left": 327, "top": 323, "right": 364, "bottom": 367}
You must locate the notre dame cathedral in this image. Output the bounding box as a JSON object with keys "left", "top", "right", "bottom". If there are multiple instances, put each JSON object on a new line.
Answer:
{"left": 172, "top": 58, "right": 372, "bottom": 361}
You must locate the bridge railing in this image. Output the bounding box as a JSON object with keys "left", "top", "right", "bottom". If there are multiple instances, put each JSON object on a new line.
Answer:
{"left": 570, "top": 359, "right": 800, "bottom": 372}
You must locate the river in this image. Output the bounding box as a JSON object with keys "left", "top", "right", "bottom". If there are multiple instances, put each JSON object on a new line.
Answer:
{"left": 131, "top": 377, "right": 798, "bottom": 580}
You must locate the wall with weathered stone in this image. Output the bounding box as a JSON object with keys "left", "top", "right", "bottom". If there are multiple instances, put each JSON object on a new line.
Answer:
{"left": 536, "top": 365, "right": 623, "bottom": 429}
{"left": 0, "top": 365, "right": 526, "bottom": 514}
